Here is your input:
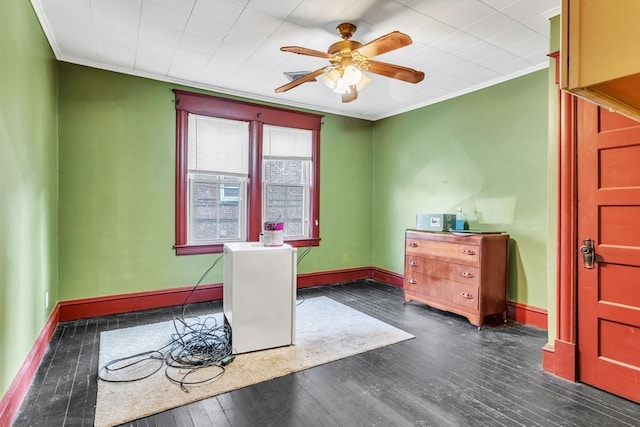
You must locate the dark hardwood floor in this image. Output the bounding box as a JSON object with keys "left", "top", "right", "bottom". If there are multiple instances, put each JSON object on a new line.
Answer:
{"left": 12, "top": 280, "right": 639, "bottom": 426}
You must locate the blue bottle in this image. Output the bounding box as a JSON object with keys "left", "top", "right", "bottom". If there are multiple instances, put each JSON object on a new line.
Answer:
{"left": 455, "top": 207, "right": 467, "bottom": 230}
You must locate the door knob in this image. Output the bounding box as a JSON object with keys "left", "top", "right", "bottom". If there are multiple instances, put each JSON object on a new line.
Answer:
{"left": 580, "top": 238, "right": 595, "bottom": 269}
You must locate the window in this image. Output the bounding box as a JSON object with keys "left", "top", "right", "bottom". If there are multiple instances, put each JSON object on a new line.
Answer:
{"left": 262, "top": 125, "right": 312, "bottom": 239}
{"left": 173, "top": 90, "right": 322, "bottom": 255}
{"left": 219, "top": 183, "right": 240, "bottom": 203}
{"left": 187, "top": 115, "right": 248, "bottom": 244}
{"left": 189, "top": 175, "right": 246, "bottom": 243}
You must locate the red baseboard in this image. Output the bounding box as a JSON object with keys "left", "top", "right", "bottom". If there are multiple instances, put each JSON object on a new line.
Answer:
{"left": 58, "top": 267, "right": 376, "bottom": 322}
{"left": 0, "top": 305, "right": 60, "bottom": 426}
{"left": 542, "top": 339, "right": 577, "bottom": 381}
{"left": 542, "top": 343, "right": 556, "bottom": 374}
{"left": 507, "top": 300, "right": 548, "bottom": 330}
{"left": 58, "top": 283, "right": 223, "bottom": 322}
{"left": 297, "top": 267, "right": 371, "bottom": 288}
{"left": 371, "top": 267, "right": 403, "bottom": 287}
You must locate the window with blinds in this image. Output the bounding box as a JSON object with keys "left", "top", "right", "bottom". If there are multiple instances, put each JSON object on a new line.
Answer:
{"left": 187, "top": 114, "right": 249, "bottom": 243}
{"left": 174, "top": 89, "right": 322, "bottom": 254}
{"left": 262, "top": 125, "right": 312, "bottom": 239}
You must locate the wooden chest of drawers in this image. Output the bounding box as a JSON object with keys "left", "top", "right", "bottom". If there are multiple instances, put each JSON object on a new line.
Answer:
{"left": 403, "top": 229, "right": 509, "bottom": 328}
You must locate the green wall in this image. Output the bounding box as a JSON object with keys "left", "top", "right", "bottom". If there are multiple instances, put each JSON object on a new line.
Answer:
{"left": 0, "top": 1, "right": 58, "bottom": 399}
{"left": 57, "top": 64, "right": 374, "bottom": 300}
{"left": 372, "top": 70, "right": 550, "bottom": 308}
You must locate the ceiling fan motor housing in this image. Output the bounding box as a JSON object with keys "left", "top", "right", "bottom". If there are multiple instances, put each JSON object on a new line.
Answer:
{"left": 328, "top": 40, "right": 366, "bottom": 69}
{"left": 336, "top": 22, "right": 357, "bottom": 39}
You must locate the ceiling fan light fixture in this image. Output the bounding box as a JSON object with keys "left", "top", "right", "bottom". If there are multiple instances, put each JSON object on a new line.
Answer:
{"left": 342, "top": 65, "right": 362, "bottom": 86}
{"left": 321, "top": 68, "right": 350, "bottom": 94}
{"left": 334, "top": 76, "right": 350, "bottom": 94}
{"left": 320, "top": 68, "right": 341, "bottom": 91}
{"left": 322, "top": 66, "right": 368, "bottom": 95}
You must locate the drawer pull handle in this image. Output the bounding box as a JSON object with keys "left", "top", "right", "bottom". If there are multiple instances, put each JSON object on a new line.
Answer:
{"left": 461, "top": 292, "right": 474, "bottom": 299}
{"left": 409, "top": 242, "right": 419, "bottom": 248}
{"left": 462, "top": 249, "right": 476, "bottom": 255}
{"left": 461, "top": 272, "right": 474, "bottom": 278}
{"left": 408, "top": 279, "right": 417, "bottom": 284}
{"left": 409, "top": 261, "right": 418, "bottom": 266}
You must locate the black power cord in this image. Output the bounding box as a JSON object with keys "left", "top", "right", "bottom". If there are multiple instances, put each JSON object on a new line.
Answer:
{"left": 164, "top": 314, "right": 233, "bottom": 392}
{"left": 295, "top": 246, "right": 312, "bottom": 306}
{"left": 98, "top": 254, "right": 234, "bottom": 392}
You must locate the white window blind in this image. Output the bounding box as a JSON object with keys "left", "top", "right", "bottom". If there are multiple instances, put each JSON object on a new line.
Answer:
{"left": 263, "top": 125, "right": 312, "bottom": 159}
{"left": 188, "top": 114, "right": 249, "bottom": 174}
{"left": 262, "top": 125, "right": 311, "bottom": 239}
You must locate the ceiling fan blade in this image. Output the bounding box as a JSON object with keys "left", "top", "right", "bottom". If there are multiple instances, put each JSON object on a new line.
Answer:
{"left": 274, "top": 68, "right": 326, "bottom": 93}
{"left": 353, "top": 31, "right": 412, "bottom": 59}
{"left": 342, "top": 86, "right": 358, "bottom": 103}
{"left": 366, "top": 60, "right": 425, "bottom": 84}
{"left": 280, "top": 46, "right": 332, "bottom": 59}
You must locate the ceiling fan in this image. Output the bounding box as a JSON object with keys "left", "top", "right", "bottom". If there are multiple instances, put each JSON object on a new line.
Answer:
{"left": 275, "top": 22, "right": 425, "bottom": 103}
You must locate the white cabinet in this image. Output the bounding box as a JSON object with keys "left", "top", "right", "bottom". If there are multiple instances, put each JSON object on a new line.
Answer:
{"left": 223, "top": 242, "right": 297, "bottom": 353}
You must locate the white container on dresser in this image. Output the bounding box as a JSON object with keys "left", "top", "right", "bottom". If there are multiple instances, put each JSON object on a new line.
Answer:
{"left": 403, "top": 230, "right": 509, "bottom": 328}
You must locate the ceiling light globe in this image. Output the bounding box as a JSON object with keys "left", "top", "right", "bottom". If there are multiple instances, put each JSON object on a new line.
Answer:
{"left": 321, "top": 69, "right": 341, "bottom": 90}
{"left": 342, "top": 65, "right": 362, "bottom": 86}
{"left": 334, "top": 78, "right": 350, "bottom": 94}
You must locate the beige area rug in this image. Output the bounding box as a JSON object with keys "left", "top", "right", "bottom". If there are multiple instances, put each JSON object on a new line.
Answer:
{"left": 94, "top": 296, "right": 414, "bottom": 427}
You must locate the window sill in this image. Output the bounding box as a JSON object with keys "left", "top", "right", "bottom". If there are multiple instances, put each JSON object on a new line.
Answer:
{"left": 174, "top": 238, "right": 320, "bottom": 256}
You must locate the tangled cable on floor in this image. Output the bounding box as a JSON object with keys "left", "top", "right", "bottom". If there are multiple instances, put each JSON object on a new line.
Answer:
{"left": 98, "top": 254, "right": 234, "bottom": 392}
{"left": 164, "top": 314, "right": 233, "bottom": 391}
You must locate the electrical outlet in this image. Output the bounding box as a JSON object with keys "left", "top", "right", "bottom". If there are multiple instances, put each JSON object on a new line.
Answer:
{"left": 45, "top": 291, "right": 49, "bottom": 309}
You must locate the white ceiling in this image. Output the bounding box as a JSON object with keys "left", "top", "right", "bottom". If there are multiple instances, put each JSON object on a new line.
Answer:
{"left": 31, "top": 0, "right": 560, "bottom": 121}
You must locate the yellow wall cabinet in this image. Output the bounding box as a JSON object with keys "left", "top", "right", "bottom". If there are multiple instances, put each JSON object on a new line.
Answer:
{"left": 561, "top": 0, "right": 640, "bottom": 121}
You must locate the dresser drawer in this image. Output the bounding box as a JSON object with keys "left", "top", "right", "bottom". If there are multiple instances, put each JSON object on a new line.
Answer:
{"left": 405, "top": 255, "right": 424, "bottom": 273}
{"left": 403, "top": 272, "right": 440, "bottom": 298}
{"left": 403, "top": 273, "right": 420, "bottom": 292}
{"left": 450, "top": 281, "right": 479, "bottom": 311}
{"left": 406, "top": 238, "right": 480, "bottom": 266}
{"left": 422, "top": 257, "right": 480, "bottom": 286}
{"left": 404, "top": 274, "right": 479, "bottom": 311}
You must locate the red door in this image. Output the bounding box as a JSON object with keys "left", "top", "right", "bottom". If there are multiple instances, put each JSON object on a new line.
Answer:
{"left": 577, "top": 99, "right": 640, "bottom": 403}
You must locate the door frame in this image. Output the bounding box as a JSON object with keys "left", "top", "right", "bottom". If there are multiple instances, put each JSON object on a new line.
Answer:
{"left": 542, "top": 51, "right": 579, "bottom": 381}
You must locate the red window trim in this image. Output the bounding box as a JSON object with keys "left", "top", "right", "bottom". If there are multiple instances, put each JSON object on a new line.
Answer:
{"left": 173, "top": 90, "right": 322, "bottom": 255}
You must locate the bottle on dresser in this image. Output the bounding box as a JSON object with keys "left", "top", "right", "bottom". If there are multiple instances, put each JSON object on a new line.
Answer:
{"left": 455, "top": 207, "right": 468, "bottom": 230}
